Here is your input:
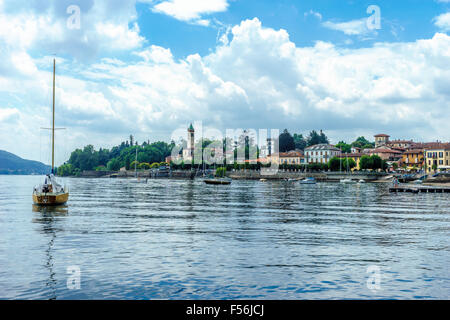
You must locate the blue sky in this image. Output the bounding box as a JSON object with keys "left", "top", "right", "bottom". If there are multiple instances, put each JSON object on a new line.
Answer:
{"left": 137, "top": 0, "right": 449, "bottom": 58}
{"left": 0, "top": 0, "right": 449, "bottom": 163}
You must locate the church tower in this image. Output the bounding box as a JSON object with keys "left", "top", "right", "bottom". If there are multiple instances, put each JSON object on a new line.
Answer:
{"left": 187, "top": 123, "right": 195, "bottom": 158}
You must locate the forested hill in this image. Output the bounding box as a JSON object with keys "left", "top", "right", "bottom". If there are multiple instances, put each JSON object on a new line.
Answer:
{"left": 0, "top": 150, "right": 50, "bottom": 175}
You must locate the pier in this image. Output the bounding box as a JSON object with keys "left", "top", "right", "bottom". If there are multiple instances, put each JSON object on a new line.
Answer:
{"left": 389, "top": 185, "right": 450, "bottom": 193}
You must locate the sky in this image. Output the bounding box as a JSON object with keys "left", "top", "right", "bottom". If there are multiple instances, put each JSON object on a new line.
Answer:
{"left": 0, "top": 0, "right": 449, "bottom": 165}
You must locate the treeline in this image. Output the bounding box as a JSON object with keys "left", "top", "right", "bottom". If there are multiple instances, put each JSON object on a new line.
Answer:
{"left": 278, "top": 130, "right": 374, "bottom": 153}
{"left": 58, "top": 137, "right": 174, "bottom": 176}
{"left": 328, "top": 155, "right": 387, "bottom": 171}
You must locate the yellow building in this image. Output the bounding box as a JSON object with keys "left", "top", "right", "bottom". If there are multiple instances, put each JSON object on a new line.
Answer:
{"left": 401, "top": 149, "right": 424, "bottom": 169}
{"left": 268, "top": 151, "right": 305, "bottom": 165}
{"left": 338, "top": 153, "right": 363, "bottom": 170}
{"left": 424, "top": 143, "right": 450, "bottom": 173}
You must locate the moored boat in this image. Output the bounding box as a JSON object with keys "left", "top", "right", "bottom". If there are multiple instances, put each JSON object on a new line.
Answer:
{"left": 32, "top": 59, "right": 69, "bottom": 206}
{"left": 204, "top": 177, "right": 232, "bottom": 185}
{"left": 299, "top": 177, "right": 316, "bottom": 184}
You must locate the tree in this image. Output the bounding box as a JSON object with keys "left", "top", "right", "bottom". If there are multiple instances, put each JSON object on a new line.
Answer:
{"left": 215, "top": 167, "right": 226, "bottom": 177}
{"left": 307, "top": 130, "right": 329, "bottom": 146}
{"left": 139, "top": 162, "right": 151, "bottom": 170}
{"left": 371, "top": 155, "right": 383, "bottom": 170}
{"left": 352, "top": 136, "right": 374, "bottom": 149}
{"left": 328, "top": 157, "right": 341, "bottom": 171}
{"left": 107, "top": 158, "right": 121, "bottom": 171}
{"left": 342, "top": 158, "right": 357, "bottom": 170}
{"left": 319, "top": 130, "right": 329, "bottom": 144}
{"left": 360, "top": 155, "right": 373, "bottom": 170}
{"left": 335, "top": 141, "right": 352, "bottom": 154}
{"left": 307, "top": 130, "right": 321, "bottom": 146}
{"left": 278, "top": 129, "right": 295, "bottom": 152}
{"left": 293, "top": 133, "right": 307, "bottom": 150}
{"left": 129, "top": 135, "right": 134, "bottom": 146}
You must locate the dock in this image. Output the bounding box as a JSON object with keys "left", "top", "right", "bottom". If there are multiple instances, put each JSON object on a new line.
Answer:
{"left": 389, "top": 185, "right": 450, "bottom": 193}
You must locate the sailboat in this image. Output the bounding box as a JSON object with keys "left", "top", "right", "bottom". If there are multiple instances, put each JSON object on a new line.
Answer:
{"left": 33, "top": 59, "right": 69, "bottom": 206}
{"left": 204, "top": 165, "right": 232, "bottom": 185}
{"left": 340, "top": 152, "right": 356, "bottom": 184}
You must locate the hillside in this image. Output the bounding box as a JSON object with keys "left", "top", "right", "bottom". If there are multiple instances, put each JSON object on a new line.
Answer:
{"left": 0, "top": 150, "right": 51, "bottom": 175}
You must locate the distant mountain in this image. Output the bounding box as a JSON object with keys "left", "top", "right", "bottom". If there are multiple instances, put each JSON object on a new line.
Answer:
{"left": 0, "top": 150, "right": 51, "bottom": 175}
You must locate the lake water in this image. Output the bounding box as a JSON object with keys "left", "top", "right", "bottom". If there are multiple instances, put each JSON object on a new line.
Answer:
{"left": 0, "top": 175, "right": 448, "bottom": 299}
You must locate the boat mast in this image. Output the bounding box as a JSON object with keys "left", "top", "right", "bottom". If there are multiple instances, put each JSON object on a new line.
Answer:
{"left": 51, "top": 59, "right": 56, "bottom": 174}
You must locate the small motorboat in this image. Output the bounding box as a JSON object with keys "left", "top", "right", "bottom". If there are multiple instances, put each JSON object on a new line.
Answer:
{"left": 260, "top": 178, "right": 267, "bottom": 182}
{"left": 299, "top": 177, "right": 316, "bottom": 184}
{"left": 340, "top": 178, "right": 356, "bottom": 184}
{"left": 358, "top": 179, "right": 365, "bottom": 183}
{"left": 204, "top": 178, "right": 232, "bottom": 185}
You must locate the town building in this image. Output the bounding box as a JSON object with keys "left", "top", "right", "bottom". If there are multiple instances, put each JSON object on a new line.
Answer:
{"left": 364, "top": 147, "right": 403, "bottom": 161}
{"left": 374, "top": 134, "right": 390, "bottom": 148}
{"left": 268, "top": 150, "right": 305, "bottom": 165}
{"left": 339, "top": 153, "right": 364, "bottom": 170}
{"left": 387, "top": 139, "right": 414, "bottom": 149}
{"left": 304, "top": 144, "right": 341, "bottom": 164}
{"left": 424, "top": 143, "right": 450, "bottom": 173}
{"left": 400, "top": 149, "right": 424, "bottom": 169}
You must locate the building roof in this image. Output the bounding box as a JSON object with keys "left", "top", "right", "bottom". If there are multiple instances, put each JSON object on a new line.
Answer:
{"left": 404, "top": 149, "right": 424, "bottom": 154}
{"left": 188, "top": 123, "right": 194, "bottom": 131}
{"left": 270, "top": 150, "right": 304, "bottom": 158}
{"left": 423, "top": 142, "right": 450, "bottom": 151}
{"left": 388, "top": 139, "right": 413, "bottom": 144}
{"left": 305, "top": 144, "right": 340, "bottom": 152}
{"left": 374, "top": 134, "right": 390, "bottom": 137}
{"left": 367, "top": 147, "right": 403, "bottom": 154}
{"left": 338, "top": 153, "right": 364, "bottom": 158}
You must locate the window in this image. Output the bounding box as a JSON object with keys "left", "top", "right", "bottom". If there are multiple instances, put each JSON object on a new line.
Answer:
{"left": 439, "top": 160, "right": 443, "bottom": 165}
{"left": 439, "top": 152, "right": 443, "bottom": 158}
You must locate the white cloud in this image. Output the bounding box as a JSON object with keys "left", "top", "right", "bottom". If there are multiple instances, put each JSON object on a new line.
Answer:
{"left": 322, "top": 18, "right": 371, "bottom": 35}
{"left": 434, "top": 12, "right": 450, "bottom": 31}
{"left": 1, "top": 16, "right": 450, "bottom": 162}
{"left": 152, "top": 0, "right": 229, "bottom": 25}
{"left": 304, "top": 10, "right": 322, "bottom": 21}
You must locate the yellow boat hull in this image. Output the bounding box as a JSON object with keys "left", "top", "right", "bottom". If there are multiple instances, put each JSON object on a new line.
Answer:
{"left": 33, "top": 192, "right": 69, "bottom": 206}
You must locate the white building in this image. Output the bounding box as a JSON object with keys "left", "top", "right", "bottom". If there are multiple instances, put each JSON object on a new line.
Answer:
{"left": 304, "top": 144, "right": 341, "bottom": 164}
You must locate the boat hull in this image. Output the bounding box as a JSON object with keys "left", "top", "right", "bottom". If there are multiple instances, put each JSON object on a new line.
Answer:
{"left": 204, "top": 179, "right": 232, "bottom": 185}
{"left": 33, "top": 192, "right": 69, "bottom": 206}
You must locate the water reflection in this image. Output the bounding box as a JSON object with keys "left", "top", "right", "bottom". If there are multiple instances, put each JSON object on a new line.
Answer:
{"left": 32, "top": 205, "right": 68, "bottom": 300}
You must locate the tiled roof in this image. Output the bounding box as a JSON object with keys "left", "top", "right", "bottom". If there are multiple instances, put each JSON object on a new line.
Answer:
{"left": 423, "top": 142, "right": 450, "bottom": 151}
{"left": 404, "top": 149, "right": 424, "bottom": 154}
{"left": 374, "top": 134, "right": 390, "bottom": 137}
{"left": 368, "top": 148, "right": 403, "bottom": 154}
{"left": 305, "top": 144, "right": 340, "bottom": 152}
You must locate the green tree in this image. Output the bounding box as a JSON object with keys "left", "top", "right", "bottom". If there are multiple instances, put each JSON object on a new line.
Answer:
{"left": 371, "top": 155, "right": 383, "bottom": 170}
{"left": 335, "top": 141, "right": 352, "bottom": 153}
{"left": 328, "top": 156, "right": 341, "bottom": 171}
{"left": 107, "top": 158, "right": 121, "bottom": 171}
{"left": 360, "top": 155, "right": 373, "bottom": 170}
{"left": 278, "top": 129, "right": 295, "bottom": 152}
{"left": 342, "top": 158, "right": 357, "bottom": 170}
{"left": 293, "top": 133, "right": 307, "bottom": 150}
{"left": 215, "top": 167, "right": 226, "bottom": 177}
{"left": 352, "top": 136, "right": 374, "bottom": 149}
